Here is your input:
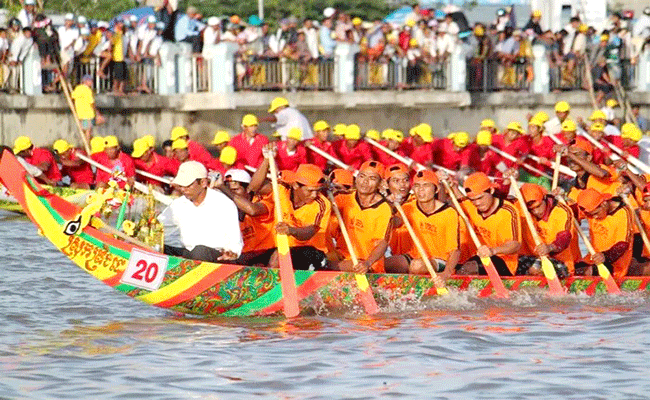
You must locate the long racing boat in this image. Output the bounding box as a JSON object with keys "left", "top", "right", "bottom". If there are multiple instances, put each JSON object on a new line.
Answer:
{"left": 2, "top": 150, "right": 649, "bottom": 317}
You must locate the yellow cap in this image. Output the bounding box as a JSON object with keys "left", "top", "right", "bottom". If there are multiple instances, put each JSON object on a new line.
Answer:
{"left": 172, "top": 138, "right": 188, "bottom": 150}
{"left": 589, "top": 110, "right": 606, "bottom": 121}
{"left": 476, "top": 130, "right": 492, "bottom": 146}
{"left": 480, "top": 119, "right": 496, "bottom": 129}
{"left": 506, "top": 121, "right": 525, "bottom": 134}
{"left": 242, "top": 114, "right": 259, "bottom": 127}
{"left": 590, "top": 122, "right": 605, "bottom": 132}
{"left": 344, "top": 124, "right": 361, "bottom": 140}
{"left": 533, "top": 111, "right": 550, "bottom": 123}
{"left": 365, "top": 129, "right": 380, "bottom": 141}
{"left": 474, "top": 26, "right": 484, "bottom": 36}
{"left": 13, "top": 136, "right": 32, "bottom": 154}
{"left": 287, "top": 127, "right": 303, "bottom": 141}
{"left": 90, "top": 136, "right": 105, "bottom": 154}
{"left": 352, "top": 17, "right": 362, "bottom": 26}
{"left": 219, "top": 145, "right": 237, "bottom": 165}
{"left": 621, "top": 123, "right": 642, "bottom": 141}
{"left": 104, "top": 135, "right": 119, "bottom": 148}
{"left": 606, "top": 99, "right": 619, "bottom": 108}
{"left": 415, "top": 123, "right": 433, "bottom": 143}
{"left": 268, "top": 97, "right": 289, "bottom": 113}
{"left": 212, "top": 130, "right": 230, "bottom": 145}
{"left": 561, "top": 119, "right": 577, "bottom": 132}
{"left": 381, "top": 129, "right": 393, "bottom": 140}
{"left": 171, "top": 126, "right": 189, "bottom": 141}
{"left": 578, "top": 24, "right": 588, "bottom": 33}
{"left": 529, "top": 117, "right": 544, "bottom": 127}
{"left": 406, "top": 19, "right": 416, "bottom": 27}
{"left": 555, "top": 101, "right": 570, "bottom": 112}
{"left": 131, "top": 138, "right": 150, "bottom": 158}
{"left": 390, "top": 130, "right": 404, "bottom": 143}
{"left": 409, "top": 38, "right": 417, "bottom": 46}
{"left": 333, "top": 123, "right": 347, "bottom": 136}
{"left": 53, "top": 139, "right": 72, "bottom": 154}
{"left": 601, "top": 34, "right": 609, "bottom": 42}
{"left": 313, "top": 120, "right": 330, "bottom": 132}
{"left": 532, "top": 9, "right": 542, "bottom": 17}
{"left": 452, "top": 131, "right": 470, "bottom": 148}
{"left": 142, "top": 135, "right": 155, "bottom": 148}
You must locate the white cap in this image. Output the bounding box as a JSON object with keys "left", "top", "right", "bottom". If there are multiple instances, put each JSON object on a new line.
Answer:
{"left": 65, "top": 13, "right": 74, "bottom": 21}
{"left": 24, "top": 0, "right": 35, "bottom": 5}
{"left": 77, "top": 15, "right": 87, "bottom": 23}
{"left": 225, "top": 169, "right": 251, "bottom": 184}
{"left": 80, "top": 27, "right": 90, "bottom": 35}
{"left": 323, "top": 7, "right": 335, "bottom": 18}
{"left": 97, "top": 21, "right": 109, "bottom": 29}
{"left": 172, "top": 161, "right": 207, "bottom": 187}
{"left": 129, "top": 15, "right": 138, "bottom": 22}
{"left": 156, "top": 21, "right": 165, "bottom": 30}
{"left": 208, "top": 16, "right": 220, "bottom": 26}
{"left": 147, "top": 15, "right": 156, "bottom": 23}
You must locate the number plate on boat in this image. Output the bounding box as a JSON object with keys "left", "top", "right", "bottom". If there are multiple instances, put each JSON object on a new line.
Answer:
{"left": 121, "top": 249, "right": 168, "bottom": 291}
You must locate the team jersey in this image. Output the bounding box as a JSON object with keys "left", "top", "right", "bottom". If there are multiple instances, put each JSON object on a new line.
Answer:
{"left": 401, "top": 201, "right": 463, "bottom": 261}
{"left": 388, "top": 195, "right": 415, "bottom": 256}
{"left": 229, "top": 132, "right": 270, "bottom": 168}
{"left": 586, "top": 201, "right": 635, "bottom": 279}
{"left": 278, "top": 185, "right": 331, "bottom": 252}
{"left": 134, "top": 153, "right": 180, "bottom": 186}
{"left": 276, "top": 142, "right": 308, "bottom": 172}
{"left": 93, "top": 151, "right": 135, "bottom": 186}
{"left": 607, "top": 136, "right": 641, "bottom": 158}
{"left": 411, "top": 141, "right": 436, "bottom": 167}
{"left": 437, "top": 139, "right": 480, "bottom": 171}
{"left": 528, "top": 136, "right": 556, "bottom": 174}
{"left": 568, "top": 165, "right": 619, "bottom": 203}
{"left": 307, "top": 138, "right": 335, "bottom": 170}
{"left": 334, "top": 192, "right": 393, "bottom": 273}
{"left": 61, "top": 149, "right": 94, "bottom": 185}
{"left": 24, "top": 148, "right": 62, "bottom": 182}
{"left": 478, "top": 148, "right": 503, "bottom": 177}
{"left": 334, "top": 140, "right": 373, "bottom": 170}
{"left": 491, "top": 134, "right": 529, "bottom": 169}
{"left": 240, "top": 192, "right": 276, "bottom": 252}
{"left": 461, "top": 197, "right": 522, "bottom": 274}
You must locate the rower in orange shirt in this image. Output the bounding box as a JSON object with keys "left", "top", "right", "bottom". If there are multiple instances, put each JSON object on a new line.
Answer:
{"left": 457, "top": 172, "right": 522, "bottom": 276}
{"left": 383, "top": 163, "right": 414, "bottom": 273}
{"left": 388, "top": 169, "right": 463, "bottom": 277}
{"left": 334, "top": 160, "right": 393, "bottom": 273}
{"left": 13, "top": 136, "right": 62, "bottom": 184}
{"left": 52, "top": 139, "right": 94, "bottom": 189}
{"left": 518, "top": 183, "right": 581, "bottom": 276}
{"left": 562, "top": 140, "right": 618, "bottom": 202}
{"left": 275, "top": 127, "right": 307, "bottom": 172}
{"left": 333, "top": 124, "right": 373, "bottom": 170}
{"left": 131, "top": 137, "right": 179, "bottom": 187}
{"left": 438, "top": 131, "right": 480, "bottom": 173}
{"left": 307, "top": 120, "right": 335, "bottom": 170}
{"left": 576, "top": 188, "right": 638, "bottom": 279}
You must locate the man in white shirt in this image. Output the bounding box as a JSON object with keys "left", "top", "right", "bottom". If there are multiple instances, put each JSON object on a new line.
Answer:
{"left": 261, "top": 97, "right": 313, "bottom": 140}
{"left": 57, "top": 14, "right": 79, "bottom": 75}
{"left": 159, "top": 161, "right": 243, "bottom": 262}
{"left": 17, "top": 0, "right": 35, "bottom": 28}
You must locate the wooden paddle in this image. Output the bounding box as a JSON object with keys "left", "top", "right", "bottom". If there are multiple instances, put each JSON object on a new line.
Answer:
{"left": 57, "top": 68, "right": 92, "bottom": 155}
{"left": 392, "top": 200, "right": 449, "bottom": 295}
{"left": 526, "top": 153, "right": 576, "bottom": 178}
{"left": 551, "top": 152, "right": 562, "bottom": 191}
{"left": 136, "top": 169, "right": 172, "bottom": 185}
{"left": 305, "top": 144, "right": 353, "bottom": 171}
{"left": 326, "top": 191, "right": 380, "bottom": 314}
{"left": 488, "top": 146, "right": 552, "bottom": 179}
{"left": 508, "top": 175, "right": 565, "bottom": 295}
{"left": 267, "top": 153, "right": 300, "bottom": 318}
{"left": 439, "top": 179, "right": 510, "bottom": 298}
{"left": 364, "top": 137, "right": 425, "bottom": 171}
{"left": 621, "top": 195, "right": 650, "bottom": 260}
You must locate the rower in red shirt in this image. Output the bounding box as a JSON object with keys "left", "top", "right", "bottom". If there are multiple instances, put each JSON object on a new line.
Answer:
{"left": 587, "top": 122, "right": 612, "bottom": 165}
{"left": 307, "top": 120, "right": 335, "bottom": 170}
{"left": 373, "top": 129, "right": 407, "bottom": 166}
{"left": 170, "top": 126, "right": 213, "bottom": 167}
{"left": 438, "top": 131, "right": 480, "bottom": 172}
{"left": 491, "top": 121, "right": 529, "bottom": 169}
{"left": 13, "top": 136, "right": 62, "bottom": 183}
{"left": 476, "top": 130, "right": 503, "bottom": 177}
{"left": 275, "top": 127, "right": 308, "bottom": 172}
{"left": 211, "top": 130, "right": 230, "bottom": 157}
{"left": 52, "top": 139, "right": 94, "bottom": 189}
{"left": 90, "top": 136, "right": 105, "bottom": 162}
{"left": 334, "top": 124, "right": 372, "bottom": 170}
{"left": 228, "top": 114, "right": 269, "bottom": 168}
{"left": 172, "top": 138, "right": 225, "bottom": 174}
{"left": 94, "top": 135, "right": 135, "bottom": 189}
{"left": 409, "top": 123, "right": 437, "bottom": 168}
{"left": 131, "top": 137, "right": 179, "bottom": 187}
{"left": 527, "top": 116, "right": 556, "bottom": 175}
{"left": 607, "top": 123, "right": 641, "bottom": 159}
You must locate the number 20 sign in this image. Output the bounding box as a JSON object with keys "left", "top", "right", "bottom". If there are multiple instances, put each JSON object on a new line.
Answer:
{"left": 121, "top": 248, "right": 169, "bottom": 291}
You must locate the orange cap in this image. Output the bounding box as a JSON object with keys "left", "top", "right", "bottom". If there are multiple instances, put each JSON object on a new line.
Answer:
{"left": 643, "top": 182, "right": 650, "bottom": 197}
{"left": 413, "top": 169, "right": 439, "bottom": 185}
{"left": 571, "top": 138, "right": 594, "bottom": 155}
{"left": 464, "top": 172, "right": 496, "bottom": 196}
{"left": 384, "top": 163, "right": 409, "bottom": 180}
{"left": 294, "top": 164, "right": 325, "bottom": 187}
{"left": 577, "top": 188, "right": 611, "bottom": 213}
{"left": 359, "top": 160, "right": 385, "bottom": 178}
{"left": 520, "top": 183, "right": 547, "bottom": 204}
{"left": 329, "top": 168, "right": 354, "bottom": 187}
{"left": 279, "top": 170, "right": 296, "bottom": 184}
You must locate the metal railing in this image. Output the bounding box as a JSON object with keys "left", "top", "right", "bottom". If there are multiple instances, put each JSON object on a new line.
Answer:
{"left": 0, "top": 63, "right": 23, "bottom": 94}
{"left": 235, "top": 57, "right": 335, "bottom": 91}
{"left": 549, "top": 58, "right": 586, "bottom": 91}
{"left": 71, "top": 57, "right": 159, "bottom": 94}
{"left": 191, "top": 56, "right": 211, "bottom": 92}
{"left": 467, "top": 58, "right": 531, "bottom": 92}
{"left": 355, "top": 58, "right": 448, "bottom": 90}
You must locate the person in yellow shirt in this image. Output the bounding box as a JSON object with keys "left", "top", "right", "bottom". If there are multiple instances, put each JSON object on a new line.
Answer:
{"left": 71, "top": 75, "right": 104, "bottom": 142}
{"left": 110, "top": 20, "right": 127, "bottom": 96}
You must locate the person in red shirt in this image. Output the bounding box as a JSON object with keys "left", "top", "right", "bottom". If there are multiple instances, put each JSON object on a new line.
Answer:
{"left": 90, "top": 136, "right": 105, "bottom": 162}
{"left": 210, "top": 130, "right": 231, "bottom": 159}
{"left": 275, "top": 127, "right": 308, "bottom": 172}
{"left": 94, "top": 135, "right": 135, "bottom": 189}
{"left": 371, "top": 129, "right": 407, "bottom": 166}
{"left": 476, "top": 130, "right": 504, "bottom": 177}
{"left": 438, "top": 131, "right": 480, "bottom": 172}
{"left": 409, "top": 123, "right": 437, "bottom": 168}
{"left": 170, "top": 126, "right": 213, "bottom": 166}
{"left": 52, "top": 139, "right": 94, "bottom": 189}
{"left": 587, "top": 122, "right": 612, "bottom": 165}
{"left": 333, "top": 124, "right": 372, "bottom": 170}
{"left": 131, "top": 137, "right": 180, "bottom": 187}
{"left": 228, "top": 114, "right": 270, "bottom": 168}
{"left": 173, "top": 138, "right": 225, "bottom": 174}
{"left": 491, "top": 121, "right": 529, "bottom": 169}
{"left": 608, "top": 123, "right": 641, "bottom": 160}
{"left": 307, "top": 120, "right": 335, "bottom": 170}
{"left": 13, "top": 136, "right": 62, "bottom": 183}
{"left": 526, "top": 116, "right": 556, "bottom": 185}
{"left": 480, "top": 119, "right": 499, "bottom": 136}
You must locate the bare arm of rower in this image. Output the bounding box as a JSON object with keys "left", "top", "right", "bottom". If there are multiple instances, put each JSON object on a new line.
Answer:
{"left": 443, "top": 249, "right": 461, "bottom": 278}
{"left": 276, "top": 222, "right": 317, "bottom": 241}
{"left": 620, "top": 168, "right": 647, "bottom": 191}
{"left": 477, "top": 240, "right": 521, "bottom": 258}
{"left": 565, "top": 150, "right": 610, "bottom": 179}
{"left": 217, "top": 184, "right": 269, "bottom": 217}
{"left": 358, "top": 239, "right": 389, "bottom": 273}
{"left": 248, "top": 156, "right": 270, "bottom": 195}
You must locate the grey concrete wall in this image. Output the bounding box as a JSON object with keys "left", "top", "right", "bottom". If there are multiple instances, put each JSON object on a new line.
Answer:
{"left": 1, "top": 90, "right": 648, "bottom": 150}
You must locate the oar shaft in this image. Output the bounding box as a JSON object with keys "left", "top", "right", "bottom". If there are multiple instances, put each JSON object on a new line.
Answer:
{"left": 526, "top": 154, "right": 576, "bottom": 178}
{"left": 489, "top": 146, "right": 552, "bottom": 179}
{"left": 552, "top": 153, "right": 561, "bottom": 191}
{"left": 364, "top": 137, "right": 425, "bottom": 171}
{"left": 305, "top": 144, "right": 351, "bottom": 170}
{"left": 327, "top": 192, "right": 358, "bottom": 264}
{"left": 136, "top": 169, "right": 172, "bottom": 185}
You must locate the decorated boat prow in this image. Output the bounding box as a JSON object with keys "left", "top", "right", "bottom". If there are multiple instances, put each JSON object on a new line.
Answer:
{"left": 2, "top": 150, "right": 649, "bottom": 318}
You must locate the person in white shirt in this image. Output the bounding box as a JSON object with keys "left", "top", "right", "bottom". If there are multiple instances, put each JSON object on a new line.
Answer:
{"left": 57, "top": 14, "right": 79, "bottom": 75}
{"left": 159, "top": 161, "right": 243, "bottom": 262}
{"left": 302, "top": 19, "right": 320, "bottom": 59}
{"left": 17, "top": 0, "right": 35, "bottom": 28}
{"left": 261, "top": 97, "right": 313, "bottom": 140}
{"left": 202, "top": 17, "right": 221, "bottom": 59}
{"left": 73, "top": 27, "right": 89, "bottom": 57}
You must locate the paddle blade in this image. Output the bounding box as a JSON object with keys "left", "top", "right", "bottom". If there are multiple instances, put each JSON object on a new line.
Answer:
{"left": 354, "top": 274, "right": 380, "bottom": 314}
{"left": 480, "top": 257, "right": 510, "bottom": 299}
{"left": 540, "top": 257, "right": 566, "bottom": 296}
{"left": 595, "top": 263, "right": 622, "bottom": 295}
{"left": 276, "top": 234, "right": 300, "bottom": 317}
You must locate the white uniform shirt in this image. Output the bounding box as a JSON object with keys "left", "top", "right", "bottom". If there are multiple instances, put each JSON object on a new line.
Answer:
{"left": 17, "top": 9, "right": 33, "bottom": 28}
{"left": 202, "top": 26, "right": 220, "bottom": 58}
{"left": 158, "top": 188, "right": 243, "bottom": 255}
{"left": 138, "top": 25, "right": 158, "bottom": 56}
{"left": 545, "top": 116, "right": 563, "bottom": 136}
{"left": 274, "top": 107, "right": 314, "bottom": 140}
